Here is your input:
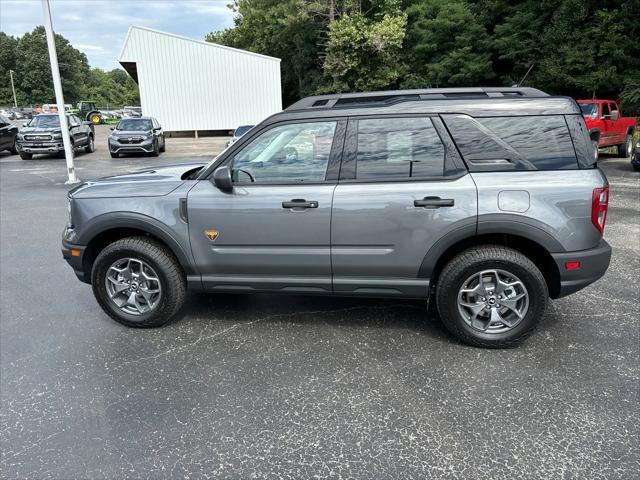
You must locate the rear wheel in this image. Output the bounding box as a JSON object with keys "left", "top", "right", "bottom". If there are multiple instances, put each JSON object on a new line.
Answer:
{"left": 617, "top": 134, "right": 633, "bottom": 159}
{"left": 591, "top": 139, "right": 599, "bottom": 162}
{"left": 91, "top": 237, "right": 186, "bottom": 328}
{"left": 19, "top": 152, "right": 32, "bottom": 160}
{"left": 89, "top": 112, "right": 102, "bottom": 125}
{"left": 435, "top": 245, "right": 548, "bottom": 348}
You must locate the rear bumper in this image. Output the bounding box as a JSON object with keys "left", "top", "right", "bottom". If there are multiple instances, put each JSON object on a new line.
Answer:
{"left": 551, "top": 239, "right": 611, "bottom": 298}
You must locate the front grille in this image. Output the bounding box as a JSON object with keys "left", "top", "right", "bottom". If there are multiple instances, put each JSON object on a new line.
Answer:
{"left": 25, "top": 134, "right": 52, "bottom": 141}
{"left": 118, "top": 136, "right": 144, "bottom": 144}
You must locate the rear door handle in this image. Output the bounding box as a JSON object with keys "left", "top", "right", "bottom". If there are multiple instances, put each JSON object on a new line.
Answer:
{"left": 414, "top": 196, "right": 455, "bottom": 208}
{"left": 282, "top": 199, "right": 318, "bottom": 209}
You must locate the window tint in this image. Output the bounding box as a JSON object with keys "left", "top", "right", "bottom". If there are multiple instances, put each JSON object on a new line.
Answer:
{"left": 355, "top": 117, "right": 445, "bottom": 179}
{"left": 231, "top": 121, "right": 336, "bottom": 184}
{"left": 443, "top": 115, "right": 578, "bottom": 170}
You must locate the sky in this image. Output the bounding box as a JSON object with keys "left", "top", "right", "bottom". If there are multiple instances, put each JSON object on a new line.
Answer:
{"left": 0, "top": 0, "right": 236, "bottom": 70}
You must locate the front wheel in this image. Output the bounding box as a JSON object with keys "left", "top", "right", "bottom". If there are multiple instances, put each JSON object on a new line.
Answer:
{"left": 19, "top": 152, "right": 32, "bottom": 160}
{"left": 159, "top": 136, "right": 166, "bottom": 152}
{"left": 151, "top": 139, "right": 159, "bottom": 157}
{"left": 9, "top": 139, "right": 18, "bottom": 154}
{"left": 435, "top": 245, "right": 548, "bottom": 348}
{"left": 85, "top": 135, "right": 94, "bottom": 153}
{"left": 617, "top": 134, "right": 633, "bottom": 159}
{"left": 91, "top": 237, "right": 186, "bottom": 328}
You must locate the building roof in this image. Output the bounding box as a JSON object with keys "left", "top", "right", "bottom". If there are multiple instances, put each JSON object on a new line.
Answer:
{"left": 119, "top": 25, "right": 281, "bottom": 64}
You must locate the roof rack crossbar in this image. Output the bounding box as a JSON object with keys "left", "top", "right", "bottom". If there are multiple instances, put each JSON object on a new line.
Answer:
{"left": 286, "top": 87, "right": 548, "bottom": 111}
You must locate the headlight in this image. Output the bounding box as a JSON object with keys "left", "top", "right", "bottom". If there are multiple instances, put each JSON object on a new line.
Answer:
{"left": 52, "top": 133, "right": 62, "bottom": 139}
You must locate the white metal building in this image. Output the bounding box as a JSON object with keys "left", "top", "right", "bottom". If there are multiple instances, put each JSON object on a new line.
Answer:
{"left": 119, "top": 26, "right": 282, "bottom": 133}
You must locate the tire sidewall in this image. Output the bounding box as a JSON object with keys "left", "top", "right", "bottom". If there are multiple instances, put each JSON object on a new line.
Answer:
{"left": 91, "top": 246, "right": 174, "bottom": 326}
{"left": 438, "top": 257, "right": 547, "bottom": 345}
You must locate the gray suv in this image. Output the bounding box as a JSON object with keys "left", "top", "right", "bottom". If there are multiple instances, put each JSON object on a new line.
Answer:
{"left": 62, "top": 88, "right": 611, "bottom": 347}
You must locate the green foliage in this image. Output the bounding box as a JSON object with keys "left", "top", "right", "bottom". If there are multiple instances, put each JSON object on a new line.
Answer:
{"left": 208, "top": 0, "right": 639, "bottom": 113}
{"left": 0, "top": 27, "right": 138, "bottom": 108}
{"left": 81, "top": 68, "right": 140, "bottom": 107}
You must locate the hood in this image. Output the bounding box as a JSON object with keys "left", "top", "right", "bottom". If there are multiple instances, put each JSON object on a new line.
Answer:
{"left": 69, "top": 162, "right": 206, "bottom": 199}
{"left": 20, "top": 126, "right": 62, "bottom": 134}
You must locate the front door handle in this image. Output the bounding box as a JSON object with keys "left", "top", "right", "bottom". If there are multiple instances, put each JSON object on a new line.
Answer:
{"left": 414, "top": 196, "right": 455, "bottom": 208}
{"left": 282, "top": 199, "right": 318, "bottom": 209}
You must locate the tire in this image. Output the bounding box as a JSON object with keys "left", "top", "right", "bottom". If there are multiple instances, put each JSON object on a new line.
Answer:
{"left": 91, "top": 237, "right": 186, "bottom": 328}
{"left": 9, "top": 139, "right": 18, "bottom": 155}
{"left": 84, "top": 135, "right": 94, "bottom": 153}
{"left": 110, "top": 151, "right": 119, "bottom": 159}
{"left": 591, "top": 139, "right": 599, "bottom": 162}
{"left": 151, "top": 139, "right": 159, "bottom": 157}
{"left": 19, "top": 152, "right": 32, "bottom": 160}
{"left": 159, "top": 136, "right": 166, "bottom": 152}
{"left": 435, "top": 245, "right": 548, "bottom": 348}
{"left": 89, "top": 112, "right": 102, "bottom": 125}
{"left": 617, "top": 134, "right": 633, "bottom": 159}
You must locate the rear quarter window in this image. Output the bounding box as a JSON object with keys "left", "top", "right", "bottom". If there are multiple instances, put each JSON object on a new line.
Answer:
{"left": 443, "top": 114, "right": 578, "bottom": 171}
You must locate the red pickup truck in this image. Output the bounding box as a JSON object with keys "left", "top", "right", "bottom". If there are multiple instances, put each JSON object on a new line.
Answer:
{"left": 577, "top": 99, "right": 637, "bottom": 160}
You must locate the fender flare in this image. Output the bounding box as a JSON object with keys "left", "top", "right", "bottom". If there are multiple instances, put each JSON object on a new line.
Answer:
{"left": 77, "top": 212, "right": 197, "bottom": 275}
{"left": 418, "top": 218, "right": 564, "bottom": 279}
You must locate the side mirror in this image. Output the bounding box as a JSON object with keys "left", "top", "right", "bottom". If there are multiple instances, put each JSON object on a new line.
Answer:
{"left": 110, "top": 127, "right": 115, "bottom": 131}
{"left": 212, "top": 166, "right": 233, "bottom": 191}
{"left": 22, "top": 121, "right": 29, "bottom": 127}
{"left": 153, "top": 127, "right": 161, "bottom": 132}
{"left": 609, "top": 110, "right": 619, "bottom": 120}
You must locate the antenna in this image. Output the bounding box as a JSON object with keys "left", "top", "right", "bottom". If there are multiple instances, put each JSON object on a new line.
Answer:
{"left": 516, "top": 64, "right": 535, "bottom": 87}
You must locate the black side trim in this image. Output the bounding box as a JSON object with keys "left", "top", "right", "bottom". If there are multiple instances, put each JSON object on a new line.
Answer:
{"left": 77, "top": 212, "right": 197, "bottom": 275}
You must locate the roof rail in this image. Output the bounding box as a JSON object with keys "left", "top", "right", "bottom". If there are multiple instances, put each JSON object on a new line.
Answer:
{"left": 286, "top": 87, "right": 549, "bottom": 111}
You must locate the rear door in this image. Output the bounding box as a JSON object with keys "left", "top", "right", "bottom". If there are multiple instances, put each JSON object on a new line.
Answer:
{"left": 187, "top": 119, "right": 346, "bottom": 293}
{"left": 330, "top": 115, "right": 477, "bottom": 297}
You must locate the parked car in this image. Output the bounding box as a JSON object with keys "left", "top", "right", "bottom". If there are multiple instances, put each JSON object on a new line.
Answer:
{"left": 0, "top": 114, "right": 18, "bottom": 154}
{"left": 631, "top": 140, "right": 640, "bottom": 171}
{"left": 62, "top": 87, "right": 611, "bottom": 348}
{"left": 108, "top": 117, "right": 165, "bottom": 158}
{"left": 16, "top": 113, "right": 94, "bottom": 160}
{"left": 123, "top": 106, "right": 142, "bottom": 118}
{"left": 14, "top": 107, "right": 34, "bottom": 119}
{"left": 225, "top": 125, "right": 254, "bottom": 148}
{"left": 577, "top": 99, "right": 637, "bottom": 160}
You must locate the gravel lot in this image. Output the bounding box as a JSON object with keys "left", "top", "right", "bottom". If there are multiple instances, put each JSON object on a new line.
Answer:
{"left": 1, "top": 145, "right": 638, "bottom": 479}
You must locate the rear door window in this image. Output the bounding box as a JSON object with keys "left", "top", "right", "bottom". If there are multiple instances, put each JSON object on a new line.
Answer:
{"left": 354, "top": 117, "right": 445, "bottom": 179}
{"left": 443, "top": 115, "right": 578, "bottom": 170}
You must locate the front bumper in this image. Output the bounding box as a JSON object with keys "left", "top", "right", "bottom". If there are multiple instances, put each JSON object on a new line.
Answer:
{"left": 17, "top": 140, "right": 64, "bottom": 153}
{"left": 109, "top": 137, "right": 154, "bottom": 153}
{"left": 62, "top": 228, "right": 89, "bottom": 283}
{"left": 551, "top": 239, "right": 611, "bottom": 298}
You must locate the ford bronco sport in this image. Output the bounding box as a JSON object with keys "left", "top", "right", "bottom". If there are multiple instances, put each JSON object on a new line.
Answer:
{"left": 62, "top": 87, "right": 612, "bottom": 348}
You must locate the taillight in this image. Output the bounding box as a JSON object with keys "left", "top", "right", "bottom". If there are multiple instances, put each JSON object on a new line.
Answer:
{"left": 591, "top": 187, "right": 609, "bottom": 235}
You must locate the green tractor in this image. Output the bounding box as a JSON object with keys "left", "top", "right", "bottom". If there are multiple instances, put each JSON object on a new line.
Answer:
{"left": 71, "top": 101, "right": 103, "bottom": 125}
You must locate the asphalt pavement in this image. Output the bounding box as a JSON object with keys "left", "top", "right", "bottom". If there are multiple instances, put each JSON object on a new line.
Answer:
{"left": 1, "top": 145, "right": 638, "bottom": 479}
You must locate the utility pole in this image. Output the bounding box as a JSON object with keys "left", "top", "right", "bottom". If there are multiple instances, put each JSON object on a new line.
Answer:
{"left": 41, "top": 0, "right": 78, "bottom": 184}
{"left": 9, "top": 70, "right": 17, "bottom": 108}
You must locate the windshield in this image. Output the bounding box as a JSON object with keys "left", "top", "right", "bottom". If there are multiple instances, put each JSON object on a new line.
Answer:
{"left": 28, "top": 115, "right": 61, "bottom": 128}
{"left": 117, "top": 119, "right": 153, "bottom": 131}
{"left": 234, "top": 125, "right": 254, "bottom": 137}
{"left": 579, "top": 103, "right": 598, "bottom": 117}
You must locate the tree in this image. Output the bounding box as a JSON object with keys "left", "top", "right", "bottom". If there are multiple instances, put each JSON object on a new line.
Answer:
{"left": 401, "top": 0, "right": 494, "bottom": 88}
{"left": 0, "top": 33, "right": 18, "bottom": 106}
{"left": 14, "top": 26, "right": 90, "bottom": 105}
{"left": 81, "top": 68, "right": 140, "bottom": 107}
{"left": 321, "top": 1, "right": 407, "bottom": 92}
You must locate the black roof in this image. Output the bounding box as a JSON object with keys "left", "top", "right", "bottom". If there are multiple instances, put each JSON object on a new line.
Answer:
{"left": 270, "top": 87, "right": 580, "bottom": 122}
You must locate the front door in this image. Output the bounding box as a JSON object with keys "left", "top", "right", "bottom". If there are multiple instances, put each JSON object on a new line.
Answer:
{"left": 188, "top": 119, "right": 345, "bottom": 293}
{"left": 331, "top": 116, "right": 477, "bottom": 297}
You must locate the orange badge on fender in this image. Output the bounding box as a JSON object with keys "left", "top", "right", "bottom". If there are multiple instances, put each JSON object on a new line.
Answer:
{"left": 204, "top": 230, "right": 219, "bottom": 241}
